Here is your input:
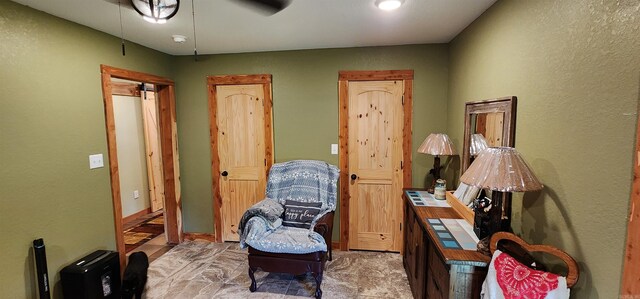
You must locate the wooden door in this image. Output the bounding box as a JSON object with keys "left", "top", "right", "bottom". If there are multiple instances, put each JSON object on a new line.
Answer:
{"left": 347, "top": 80, "right": 404, "bottom": 252}
{"left": 209, "top": 77, "right": 273, "bottom": 242}
{"left": 141, "top": 89, "right": 164, "bottom": 212}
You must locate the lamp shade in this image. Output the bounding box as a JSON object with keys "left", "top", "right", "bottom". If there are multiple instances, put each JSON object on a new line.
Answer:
{"left": 417, "top": 133, "right": 457, "bottom": 156}
{"left": 469, "top": 134, "right": 489, "bottom": 156}
{"left": 460, "top": 147, "right": 543, "bottom": 192}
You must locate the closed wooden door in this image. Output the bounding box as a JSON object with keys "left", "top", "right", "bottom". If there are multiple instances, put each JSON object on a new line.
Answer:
{"left": 141, "top": 89, "right": 165, "bottom": 212}
{"left": 214, "top": 83, "right": 270, "bottom": 241}
{"left": 348, "top": 80, "right": 404, "bottom": 252}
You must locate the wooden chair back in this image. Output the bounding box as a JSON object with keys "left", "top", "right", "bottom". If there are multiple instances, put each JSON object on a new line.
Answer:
{"left": 489, "top": 232, "right": 580, "bottom": 288}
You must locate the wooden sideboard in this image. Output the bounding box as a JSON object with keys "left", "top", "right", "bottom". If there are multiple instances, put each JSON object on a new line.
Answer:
{"left": 403, "top": 189, "right": 490, "bottom": 299}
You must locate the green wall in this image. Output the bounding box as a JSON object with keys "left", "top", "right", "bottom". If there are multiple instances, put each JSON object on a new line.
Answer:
{"left": 447, "top": 0, "right": 640, "bottom": 297}
{"left": 172, "top": 45, "right": 449, "bottom": 234}
{"left": 4, "top": 0, "right": 639, "bottom": 297}
{"left": 0, "top": 2, "right": 173, "bottom": 298}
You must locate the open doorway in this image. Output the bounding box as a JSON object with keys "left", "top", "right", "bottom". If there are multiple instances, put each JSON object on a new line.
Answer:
{"left": 100, "top": 65, "right": 183, "bottom": 269}
{"left": 111, "top": 79, "right": 167, "bottom": 259}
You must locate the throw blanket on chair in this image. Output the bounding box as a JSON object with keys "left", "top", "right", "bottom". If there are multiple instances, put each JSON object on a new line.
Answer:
{"left": 266, "top": 160, "right": 339, "bottom": 211}
{"left": 238, "top": 198, "right": 283, "bottom": 249}
{"left": 238, "top": 160, "right": 340, "bottom": 254}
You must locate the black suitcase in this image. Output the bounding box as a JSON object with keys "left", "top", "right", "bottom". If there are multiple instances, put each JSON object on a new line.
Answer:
{"left": 60, "top": 250, "right": 120, "bottom": 299}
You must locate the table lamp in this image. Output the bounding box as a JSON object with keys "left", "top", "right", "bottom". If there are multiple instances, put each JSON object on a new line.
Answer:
{"left": 459, "top": 147, "right": 543, "bottom": 252}
{"left": 418, "top": 133, "right": 457, "bottom": 192}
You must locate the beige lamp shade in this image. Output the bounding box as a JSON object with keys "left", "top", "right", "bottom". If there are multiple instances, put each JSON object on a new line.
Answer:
{"left": 469, "top": 134, "right": 489, "bottom": 156}
{"left": 417, "top": 133, "right": 457, "bottom": 156}
{"left": 460, "top": 147, "right": 543, "bottom": 192}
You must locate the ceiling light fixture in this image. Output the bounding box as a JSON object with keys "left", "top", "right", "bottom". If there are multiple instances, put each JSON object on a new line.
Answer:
{"left": 132, "top": 0, "right": 180, "bottom": 24}
{"left": 172, "top": 35, "right": 187, "bottom": 43}
{"left": 376, "top": 0, "right": 404, "bottom": 11}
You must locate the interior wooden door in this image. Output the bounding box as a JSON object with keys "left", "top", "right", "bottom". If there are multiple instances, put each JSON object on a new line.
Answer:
{"left": 141, "top": 88, "right": 165, "bottom": 212}
{"left": 348, "top": 80, "right": 404, "bottom": 252}
{"left": 216, "top": 84, "right": 268, "bottom": 241}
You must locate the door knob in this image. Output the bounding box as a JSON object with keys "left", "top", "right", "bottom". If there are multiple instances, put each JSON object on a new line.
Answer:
{"left": 351, "top": 174, "right": 357, "bottom": 180}
{"left": 221, "top": 171, "right": 228, "bottom": 177}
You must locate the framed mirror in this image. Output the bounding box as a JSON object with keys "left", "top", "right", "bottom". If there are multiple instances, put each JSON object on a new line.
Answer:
{"left": 462, "top": 96, "right": 517, "bottom": 173}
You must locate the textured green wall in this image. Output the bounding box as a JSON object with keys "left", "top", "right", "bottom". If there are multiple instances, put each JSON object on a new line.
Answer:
{"left": 447, "top": 0, "right": 640, "bottom": 297}
{"left": 172, "top": 45, "right": 449, "bottom": 234}
{"left": 113, "top": 95, "right": 150, "bottom": 217}
{"left": 0, "top": 2, "right": 173, "bottom": 298}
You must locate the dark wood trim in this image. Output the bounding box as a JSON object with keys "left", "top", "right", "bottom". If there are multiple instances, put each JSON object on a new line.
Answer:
{"left": 622, "top": 109, "right": 640, "bottom": 295}
{"left": 207, "top": 74, "right": 274, "bottom": 243}
{"left": 338, "top": 79, "right": 349, "bottom": 251}
{"left": 208, "top": 82, "right": 223, "bottom": 243}
{"left": 332, "top": 242, "right": 340, "bottom": 250}
{"left": 157, "top": 84, "right": 181, "bottom": 244}
{"left": 100, "top": 65, "right": 180, "bottom": 271}
{"left": 403, "top": 79, "right": 413, "bottom": 188}
{"left": 111, "top": 82, "right": 141, "bottom": 97}
{"left": 263, "top": 83, "right": 274, "bottom": 174}
{"left": 101, "top": 65, "right": 174, "bottom": 85}
{"left": 122, "top": 208, "right": 152, "bottom": 225}
{"left": 183, "top": 233, "right": 217, "bottom": 242}
{"left": 100, "top": 70, "right": 126, "bottom": 269}
{"left": 337, "top": 70, "right": 414, "bottom": 251}
{"left": 338, "top": 70, "right": 414, "bottom": 81}
{"left": 207, "top": 74, "right": 272, "bottom": 85}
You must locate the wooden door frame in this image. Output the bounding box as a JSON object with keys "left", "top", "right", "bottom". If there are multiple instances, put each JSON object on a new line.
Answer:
{"left": 100, "top": 65, "right": 182, "bottom": 269}
{"left": 621, "top": 108, "right": 640, "bottom": 295}
{"left": 207, "top": 74, "right": 274, "bottom": 242}
{"left": 338, "top": 70, "right": 414, "bottom": 251}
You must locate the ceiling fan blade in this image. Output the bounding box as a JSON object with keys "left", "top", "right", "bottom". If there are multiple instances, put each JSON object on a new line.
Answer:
{"left": 236, "top": 0, "right": 291, "bottom": 14}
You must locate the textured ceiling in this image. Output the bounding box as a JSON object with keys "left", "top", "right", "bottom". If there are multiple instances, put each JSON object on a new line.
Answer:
{"left": 11, "top": 0, "right": 496, "bottom": 55}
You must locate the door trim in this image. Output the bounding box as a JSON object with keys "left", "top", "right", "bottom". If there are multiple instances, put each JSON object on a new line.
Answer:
{"left": 100, "top": 65, "right": 182, "bottom": 269}
{"left": 622, "top": 107, "right": 640, "bottom": 294}
{"left": 338, "top": 70, "right": 414, "bottom": 251}
{"left": 207, "top": 74, "right": 274, "bottom": 242}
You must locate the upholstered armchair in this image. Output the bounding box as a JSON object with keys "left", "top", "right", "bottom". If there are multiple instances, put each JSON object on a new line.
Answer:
{"left": 237, "top": 160, "right": 339, "bottom": 299}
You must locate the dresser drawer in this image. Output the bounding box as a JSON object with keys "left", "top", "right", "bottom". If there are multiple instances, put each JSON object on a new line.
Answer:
{"left": 427, "top": 242, "right": 450, "bottom": 299}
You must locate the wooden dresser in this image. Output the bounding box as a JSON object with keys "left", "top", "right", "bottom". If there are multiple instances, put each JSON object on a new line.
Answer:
{"left": 403, "top": 189, "right": 490, "bottom": 299}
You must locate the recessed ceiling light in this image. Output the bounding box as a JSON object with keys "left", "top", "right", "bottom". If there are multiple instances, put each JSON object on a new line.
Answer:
{"left": 172, "top": 35, "right": 187, "bottom": 43}
{"left": 376, "top": 0, "right": 404, "bottom": 11}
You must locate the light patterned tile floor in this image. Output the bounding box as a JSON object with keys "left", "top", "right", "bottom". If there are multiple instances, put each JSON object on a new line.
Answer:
{"left": 143, "top": 241, "right": 412, "bottom": 298}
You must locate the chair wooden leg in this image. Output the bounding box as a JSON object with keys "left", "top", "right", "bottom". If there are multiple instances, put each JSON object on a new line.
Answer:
{"left": 248, "top": 266, "right": 257, "bottom": 292}
{"left": 312, "top": 272, "right": 323, "bottom": 299}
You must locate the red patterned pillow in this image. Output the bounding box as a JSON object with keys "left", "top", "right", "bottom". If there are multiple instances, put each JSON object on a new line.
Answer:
{"left": 481, "top": 249, "right": 569, "bottom": 299}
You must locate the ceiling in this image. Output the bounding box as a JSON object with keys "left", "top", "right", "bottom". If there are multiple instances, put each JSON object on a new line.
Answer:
{"left": 11, "top": 0, "right": 497, "bottom": 56}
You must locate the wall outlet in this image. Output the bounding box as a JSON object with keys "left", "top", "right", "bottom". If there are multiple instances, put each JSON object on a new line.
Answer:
{"left": 331, "top": 144, "right": 338, "bottom": 155}
{"left": 133, "top": 190, "right": 140, "bottom": 199}
{"left": 89, "top": 154, "right": 104, "bottom": 169}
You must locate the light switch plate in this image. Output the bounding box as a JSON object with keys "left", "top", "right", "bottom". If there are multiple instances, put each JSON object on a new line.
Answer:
{"left": 89, "top": 154, "right": 104, "bottom": 169}
{"left": 133, "top": 190, "right": 140, "bottom": 199}
{"left": 331, "top": 144, "right": 338, "bottom": 155}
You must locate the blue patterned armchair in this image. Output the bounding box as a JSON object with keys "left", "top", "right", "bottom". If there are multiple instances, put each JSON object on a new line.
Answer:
{"left": 237, "top": 160, "right": 339, "bottom": 299}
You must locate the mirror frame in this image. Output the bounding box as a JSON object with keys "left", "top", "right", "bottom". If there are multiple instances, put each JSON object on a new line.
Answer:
{"left": 462, "top": 96, "right": 518, "bottom": 173}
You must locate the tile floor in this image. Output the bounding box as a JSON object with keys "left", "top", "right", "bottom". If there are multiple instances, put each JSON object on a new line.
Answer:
{"left": 143, "top": 240, "right": 413, "bottom": 298}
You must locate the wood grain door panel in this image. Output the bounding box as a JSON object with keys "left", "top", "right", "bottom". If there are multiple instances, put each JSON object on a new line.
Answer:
{"left": 217, "top": 84, "right": 267, "bottom": 242}
{"left": 141, "top": 90, "right": 165, "bottom": 212}
{"left": 348, "top": 80, "right": 403, "bottom": 252}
